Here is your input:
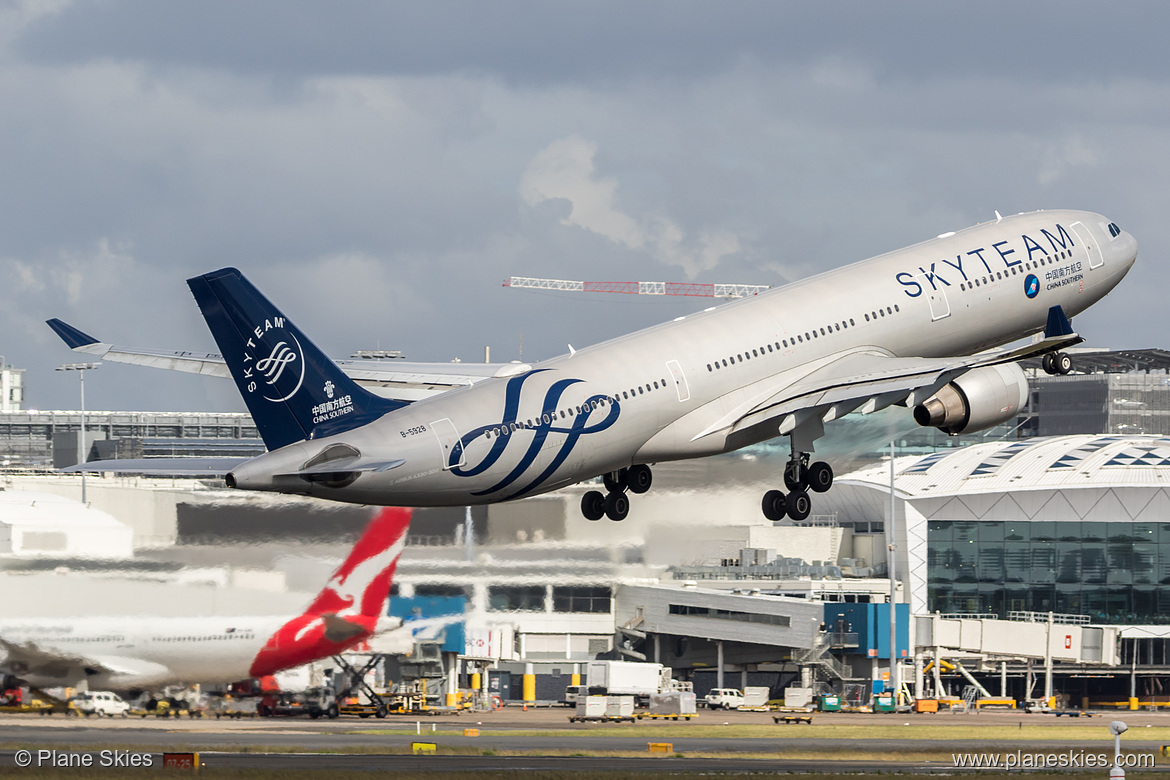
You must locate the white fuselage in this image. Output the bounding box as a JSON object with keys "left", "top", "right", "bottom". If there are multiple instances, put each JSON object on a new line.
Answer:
{"left": 0, "top": 616, "right": 286, "bottom": 690}
{"left": 230, "top": 210, "right": 1137, "bottom": 506}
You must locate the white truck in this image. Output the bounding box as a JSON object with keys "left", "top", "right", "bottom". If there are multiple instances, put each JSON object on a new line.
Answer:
{"left": 586, "top": 661, "right": 664, "bottom": 695}
{"left": 579, "top": 661, "right": 688, "bottom": 706}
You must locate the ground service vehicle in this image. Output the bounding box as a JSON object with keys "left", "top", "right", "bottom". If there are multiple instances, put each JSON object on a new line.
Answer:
{"left": 586, "top": 661, "right": 666, "bottom": 697}
{"left": 704, "top": 688, "right": 745, "bottom": 710}
{"left": 562, "top": 684, "right": 587, "bottom": 706}
{"left": 72, "top": 691, "right": 130, "bottom": 717}
{"left": 259, "top": 688, "right": 338, "bottom": 719}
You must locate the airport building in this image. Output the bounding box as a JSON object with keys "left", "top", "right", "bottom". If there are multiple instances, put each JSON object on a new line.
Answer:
{"left": 5, "top": 349, "right": 1170, "bottom": 706}
{"left": 0, "top": 410, "right": 262, "bottom": 469}
{"left": 0, "top": 363, "right": 23, "bottom": 414}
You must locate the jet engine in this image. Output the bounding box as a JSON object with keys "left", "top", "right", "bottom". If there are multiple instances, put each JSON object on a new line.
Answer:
{"left": 913, "top": 363, "right": 1029, "bottom": 436}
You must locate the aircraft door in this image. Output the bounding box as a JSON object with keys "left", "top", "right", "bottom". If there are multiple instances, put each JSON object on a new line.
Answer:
{"left": 918, "top": 274, "right": 951, "bottom": 321}
{"left": 430, "top": 418, "right": 466, "bottom": 470}
{"left": 1069, "top": 221, "right": 1104, "bottom": 269}
{"left": 666, "top": 360, "right": 691, "bottom": 402}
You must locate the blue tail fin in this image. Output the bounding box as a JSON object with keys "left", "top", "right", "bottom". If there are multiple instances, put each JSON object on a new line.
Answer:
{"left": 187, "top": 268, "right": 406, "bottom": 451}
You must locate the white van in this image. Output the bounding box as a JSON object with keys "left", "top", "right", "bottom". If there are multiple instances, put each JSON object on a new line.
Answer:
{"left": 562, "top": 684, "right": 587, "bottom": 707}
{"left": 703, "top": 688, "right": 745, "bottom": 710}
{"left": 73, "top": 691, "right": 130, "bottom": 717}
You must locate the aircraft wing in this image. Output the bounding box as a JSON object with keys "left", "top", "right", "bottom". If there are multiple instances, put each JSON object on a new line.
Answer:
{"left": 46, "top": 318, "right": 510, "bottom": 402}
{"left": 698, "top": 310, "right": 1081, "bottom": 440}
{"left": 0, "top": 637, "right": 116, "bottom": 679}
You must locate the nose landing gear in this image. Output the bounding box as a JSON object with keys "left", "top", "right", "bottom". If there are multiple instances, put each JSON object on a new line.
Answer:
{"left": 582, "top": 465, "right": 653, "bottom": 521}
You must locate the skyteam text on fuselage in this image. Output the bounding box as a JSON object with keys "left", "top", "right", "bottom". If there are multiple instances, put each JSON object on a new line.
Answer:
{"left": 55, "top": 210, "right": 1136, "bottom": 522}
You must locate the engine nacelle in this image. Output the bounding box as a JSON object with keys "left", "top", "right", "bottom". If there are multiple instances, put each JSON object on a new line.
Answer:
{"left": 913, "top": 363, "right": 1029, "bottom": 436}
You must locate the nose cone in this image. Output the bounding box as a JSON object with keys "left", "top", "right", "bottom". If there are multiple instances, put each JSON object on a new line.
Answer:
{"left": 1110, "top": 225, "right": 1138, "bottom": 274}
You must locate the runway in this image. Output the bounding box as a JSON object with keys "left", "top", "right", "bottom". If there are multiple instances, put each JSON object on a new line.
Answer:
{"left": 2, "top": 708, "right": 1168, "bottom": 774}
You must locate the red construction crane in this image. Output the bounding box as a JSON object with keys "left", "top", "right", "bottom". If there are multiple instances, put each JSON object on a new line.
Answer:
{"left": 502, "top": 277, "right": 770, "bottom": 299}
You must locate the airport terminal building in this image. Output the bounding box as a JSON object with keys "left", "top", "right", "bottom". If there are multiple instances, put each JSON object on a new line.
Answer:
{"left": 6, "top": 350, "right": 1170, "bottom": 705}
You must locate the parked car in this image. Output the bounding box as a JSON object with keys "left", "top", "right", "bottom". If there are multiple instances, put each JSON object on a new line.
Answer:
{"left": 703, "top": 688, "right": 745, "bottom": 710}
{"left": 72, "top": 691, "right": 130, "bottom": 717}
{"left": 562, "top": 685, "right": 587, "bottom": 707}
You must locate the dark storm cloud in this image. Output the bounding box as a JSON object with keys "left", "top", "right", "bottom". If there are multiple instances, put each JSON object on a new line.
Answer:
{"left": 16, "top": 1, "right": 1170, "bottom": 85}
{"left": 0, "top": 0, "right": 1165, "bottom": 413}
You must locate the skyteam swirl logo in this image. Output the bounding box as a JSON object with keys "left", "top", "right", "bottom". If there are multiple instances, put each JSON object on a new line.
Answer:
{"left": 449, "top": 370, "right": 619, "bottom": 500}
{"left": 1024, "top": 273, "right": 1040, "bottom": 299}
{"left": 242, "top": 318, "right": 306, "bottom": 403}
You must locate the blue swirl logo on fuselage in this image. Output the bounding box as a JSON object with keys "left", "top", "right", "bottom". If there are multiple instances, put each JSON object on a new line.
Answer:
{"left": 1024, "top": 273, "right": 1039, "bottom": 299}
{"left": 448, "top": 370, "right": 619, "bottom": 500}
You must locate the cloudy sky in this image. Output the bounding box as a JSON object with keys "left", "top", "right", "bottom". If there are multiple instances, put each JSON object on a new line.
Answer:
{"left": 1, "top": 0, "right": 1165, "bottom": 412}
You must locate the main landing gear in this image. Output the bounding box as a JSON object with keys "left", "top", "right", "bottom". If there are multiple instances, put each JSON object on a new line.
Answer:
{"left": 762, "top": 453, "right": 833, "bottom": 522}
{"left": 1042, "top": 351, "right": 1073, "bottom": 376}
{"left": 582, "top": 465, "right": 652, "bottom": 521}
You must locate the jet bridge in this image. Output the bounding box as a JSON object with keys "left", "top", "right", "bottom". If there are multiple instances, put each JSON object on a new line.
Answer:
{"left": 917, "top": 613, "right": 1120, "bottom": 666}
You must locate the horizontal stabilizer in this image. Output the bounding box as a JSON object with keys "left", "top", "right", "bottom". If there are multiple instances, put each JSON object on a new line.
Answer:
{"left": 277, "top": 459, "right": 405, "bottom": 479}
{"left": 62, "top": 457, "right": 248, "bottom": 476}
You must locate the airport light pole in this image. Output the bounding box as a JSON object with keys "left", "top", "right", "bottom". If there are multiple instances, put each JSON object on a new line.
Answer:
{"left": 888, "top": 440, "right": 900, "bottom": 703}
{"left": 56, "top": 362, "right": 100, "bottom": 505}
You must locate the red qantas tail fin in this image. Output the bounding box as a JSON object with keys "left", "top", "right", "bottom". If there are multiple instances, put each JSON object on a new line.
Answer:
{"left": 249, "top": 507, "right": 412, "bottom": 677}
{"left": 304, "top": 506, "right": 412, "bottom": 619}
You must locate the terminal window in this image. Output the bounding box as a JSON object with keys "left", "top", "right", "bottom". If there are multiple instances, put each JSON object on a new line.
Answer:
{"left": 668, "top": 604, "right": 791, "bottom": 627}
{"left": 488, "top": 585, "right": 546, "bottom": 612}
{"left": 552, "top": 586, "right": 612, "bottom": 613}
{"left": 414, "top": 584, "right": 472, "bottom": 598}
{"left": 927, "top": 519, "right": 1169, "bottom": 623}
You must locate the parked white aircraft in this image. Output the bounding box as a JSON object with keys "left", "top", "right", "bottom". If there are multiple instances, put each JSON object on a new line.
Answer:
{"left": 52, "top": 210, "right": 1136, "bottom": 521}
{"left": 0, "top": 508, "right": 417, "bottom": 690}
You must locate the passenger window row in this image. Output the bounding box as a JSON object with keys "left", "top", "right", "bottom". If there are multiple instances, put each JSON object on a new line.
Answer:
{"left": 152, "top": 633, "right": 254, "bottom": 642}
{"left": 704, "top": 305, "right": 904, "bottom": 373}
{"left": 959, "top": 250, "right": 1072, "bottom": 292}
{"left": 483, "top": 378, "right": 670, "bottom": 439}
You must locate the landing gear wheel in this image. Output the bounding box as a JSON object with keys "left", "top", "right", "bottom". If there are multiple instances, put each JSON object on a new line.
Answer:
{"left": 603, "top": 469, "right": 628, "bottom": 493}
{"left": 784, "top": 462, "right": 808, "bottom": 492}
{"left": 808, "top": 461, "right": 834, "bottom": 493}
{"left": 581, "top": 490, "right": 606, "bottom": 521}
{"left": 604, "top": 491, "right": 630, "bottom": 521}
{"left": 1055, "top": 352, "right": 1073, "bottom": 375}
{"left": 627, "top": 464, "right": 653, "bottom": 494}
{"left": 787, "top": 489, "right": 812, "bottom": 521}
{"left": 1042, "top": 353, "right": 1057, "bottom": 375}
{"left": 762, "top": 489, "right": 787, "bottom": 521}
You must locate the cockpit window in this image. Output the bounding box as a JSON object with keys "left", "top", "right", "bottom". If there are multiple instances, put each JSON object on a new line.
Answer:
{"left": 1108, "top": 222, "right": 1122, "bottom": 238}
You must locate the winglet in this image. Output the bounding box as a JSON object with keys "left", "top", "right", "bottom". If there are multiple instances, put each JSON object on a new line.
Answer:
{"left": 46, "top": 319, "right": 100, "bottom": 349}
{"left": 1044, "top": 305, "right": 1074, "bottom": 339}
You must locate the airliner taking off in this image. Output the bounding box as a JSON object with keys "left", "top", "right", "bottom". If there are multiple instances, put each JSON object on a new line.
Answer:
{"left": 0, "top": 508, "right": 413, "bottom": 690}
{"left": 53, "top": 210, "right": 1136, "bottom": 522}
